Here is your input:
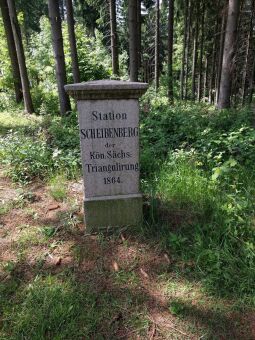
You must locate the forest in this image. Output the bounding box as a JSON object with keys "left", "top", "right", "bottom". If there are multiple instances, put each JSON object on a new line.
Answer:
{"left": 0, "top": 0, "right": 255, "bottom": 338}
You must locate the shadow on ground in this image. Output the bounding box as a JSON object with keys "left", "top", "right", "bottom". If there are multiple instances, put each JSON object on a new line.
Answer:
{"left": 1, "top": 200, "right": 254, "bottom": 339}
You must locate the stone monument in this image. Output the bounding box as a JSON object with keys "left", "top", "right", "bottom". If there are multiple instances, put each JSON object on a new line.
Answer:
{"left": 65, "top": 80, "right": 148, "bottom": 231}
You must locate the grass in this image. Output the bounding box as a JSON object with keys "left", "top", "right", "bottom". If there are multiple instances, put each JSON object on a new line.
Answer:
{"left": 49, "top": 174, "right": 68, "bottom": 202}
{"left": 0, "top": 110, "right": 41, "bottom": 136}
{"left": 0, "top": 273, "right": 151, "bottom": 339}
{"left": 0, "top": 103, "right": 255, "bottom": 338}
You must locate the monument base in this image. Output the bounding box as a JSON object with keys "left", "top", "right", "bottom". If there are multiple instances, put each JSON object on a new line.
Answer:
{"left": 84, "top": 194, "right": 143, "bottom": 232}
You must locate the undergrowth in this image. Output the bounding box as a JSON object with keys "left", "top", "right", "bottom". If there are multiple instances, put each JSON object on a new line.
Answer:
{"left": 140, "top": 97, "right": 255, "bottom": 302}
{"left": 0, "top": 111, "right": 81, "bottom": 183}
{"left": 0, "top": 97, "right": 255, "bottom": 304}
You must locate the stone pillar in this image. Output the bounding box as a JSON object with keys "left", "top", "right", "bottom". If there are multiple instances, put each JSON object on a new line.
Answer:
{"left": 65, "top": 80, "right": 148, "bottom": 231}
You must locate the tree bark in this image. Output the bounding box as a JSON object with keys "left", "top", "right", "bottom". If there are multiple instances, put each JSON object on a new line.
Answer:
{"left": 241, "top": 0, "right": 254, "bottom": 105}
{"left": 59, "top": 0, "right": 65, "bottom": 19}
{"left": 209, "top": 35, "right": 217, "bottom": 104}
{"left": 184, "top": 0, "right": 192, "bottom": 99}
{"left": 167, "top": 0, "right": 174, "bottom": 101}
{"left": 180, "top": 0, "right": 188, "bottom": 99}
{"left": 197, "top": 1, "right": 205, "bottom": 101}
{"left": 191, "top": 2, "right": 199, "bottom": 100}
{"left": 7, "top": 0, "right": 34, "bottom": 113}
{"left": 66, "top": 0, "right": 80, "bottom": 83}
{"left": 137, "top": 0, "right": 141, "bottom": 72}
{"left": 203, "top": 55, "right": 208, "bottom": 99}
{"left": 128, "top": 0, "right": 138, "bottom": 81}
{"left": 155, "top": 0, "right": 160, "bottom": 91}
{"left": 248, "top": 55, "right": 255, "bottom": 104}
{"left": 216, "top": 6, "right": 227, "bottom": 103}
{"left": 217, "top": 0, "right": 240, "bottom": 109}
{"left": 48, "top": 0, "right": 71, "bottom": 115}
{"left": 109, "top": 0, "right": 119, "bottom": 76}
{"left": 0, "top": 0, "right": 22, "bottom": 103}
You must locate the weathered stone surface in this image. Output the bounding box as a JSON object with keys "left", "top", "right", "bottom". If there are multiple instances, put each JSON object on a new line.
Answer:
{"left": 65, "top": 80, "right": 148, "bottom": 230}
{"left": 84, "top": 195, "right": 143, "bottom": 232}
{"left": 78, "top": 99, "right": 140, "bottom": 197}
{"left": 65, "top": 80, "right": 148, "bottom": 100}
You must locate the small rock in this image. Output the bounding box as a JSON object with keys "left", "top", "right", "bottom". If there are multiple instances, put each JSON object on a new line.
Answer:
{"left": 48, "top": 203, "right": 60, "bottom": 211}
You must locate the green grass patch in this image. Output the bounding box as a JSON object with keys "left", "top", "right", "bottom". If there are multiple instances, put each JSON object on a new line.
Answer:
{"left": 0, "top": 274, "right": 149, "bottom": 339}
{"left": 49, "top": 174, "right": 68, "bottom": 202}
{"left": 0, "top": 111, "right": 41, "bottom": 136}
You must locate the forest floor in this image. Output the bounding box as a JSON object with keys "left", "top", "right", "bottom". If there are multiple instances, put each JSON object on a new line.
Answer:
{"left": 1, "top": 167, "right": 255, "bottom": 339}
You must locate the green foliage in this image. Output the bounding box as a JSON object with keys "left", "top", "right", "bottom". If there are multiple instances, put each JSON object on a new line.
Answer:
{"left": 0, "top": 16, "right": 111, "bottom": 113}
{"left": 0, "top": 92, "right": 254, "bottom": 303}
{"left": 0, "top": 111, "right": 81, "bottom": 183}
{"left": 141, "top": 97, "right": 255, "bottom": 300}
{"left": 0, "top": 132, "right": 52, "bottom": 183}
{"left": 0, "top": 17, "right": 14, "bottom": 104}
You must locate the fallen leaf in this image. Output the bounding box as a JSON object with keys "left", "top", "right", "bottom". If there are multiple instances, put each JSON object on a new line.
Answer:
{"left": 113, "top": 261, "right": 119, "bottom": 272}
{"left": 140, "top": 268, "right": 149, "bottom": 279}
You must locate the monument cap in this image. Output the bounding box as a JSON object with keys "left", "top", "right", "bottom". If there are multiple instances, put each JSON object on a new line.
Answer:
{"left": 65, "top": 80, "right": 148, "bottom": 100}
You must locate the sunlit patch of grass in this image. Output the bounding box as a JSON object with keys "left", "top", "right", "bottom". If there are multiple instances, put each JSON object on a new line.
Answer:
{"left": 0, "top": 111, "right": 41, "bottom": 136}
{"left": 16, "top": 226, "right": 45, "bottom": 250}
{"left": 49, "top": 174, "right": 68, "bottom": 202}
{"left": 0, "top": 111, "right": 42, "bottom": 135}
{"left": 156, "top": 157, "right": 221, "bottom": 225}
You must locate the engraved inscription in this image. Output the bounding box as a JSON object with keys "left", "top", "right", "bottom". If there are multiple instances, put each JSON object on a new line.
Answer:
{"left": 78, "top": 100, "right": 140, "bottom": 197}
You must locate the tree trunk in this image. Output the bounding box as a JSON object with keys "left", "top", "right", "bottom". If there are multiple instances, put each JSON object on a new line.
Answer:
{"left": 59, "top": 0, "right": 65, "bottom": 19}
{"left": 66, "top": 0, "right": 80, "bottom": 83}
{"left": 209, "top": 36, "right": 217, "bottom": 104}
{"left": 7, "top": 0, "right": 34, "bottom": 113}
{"left": 109, "top": 0, "right": 119, "bottom": 76}
{"left": 167, "top": 0, "right": 174, "bottom": 101}
{"left": 184, "top": 0, "right": 192, "bottom": 99}
{"left": 155, "top": 0, "right": 160, "bottom": 91}
{"left": 217, "top": 0, "right": 240, "bottom": 109}
{"left": 197, "top": 1, "right": 205, "bottom": 101}
{"left": 137, "top": 0, "right": 141, "bottom": 72}
{"left": 0, "top": 0, "right": 22, "bottom": 103}
{"left": 48, "top": 0, "right": 71, "bottom": 115}
{"left": 241, "top": 0, "right": 254, "bottom": 105}
{"left": 180, "top": 0, "right": 188, "bottom": 99}
{"left": 216, "top": 6, "right": 227, "bottom": 103}
{"left": 248, "top": 55, "right": 255, "bottom": 104}
{"left": 128, "top": 0, "right": 138, "bottom": 81}
{"left": 203, "top": 55, "right": 208, "bottom": 100}
{"left": 191, "top": 2, "right": 199, "bottom": 100}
